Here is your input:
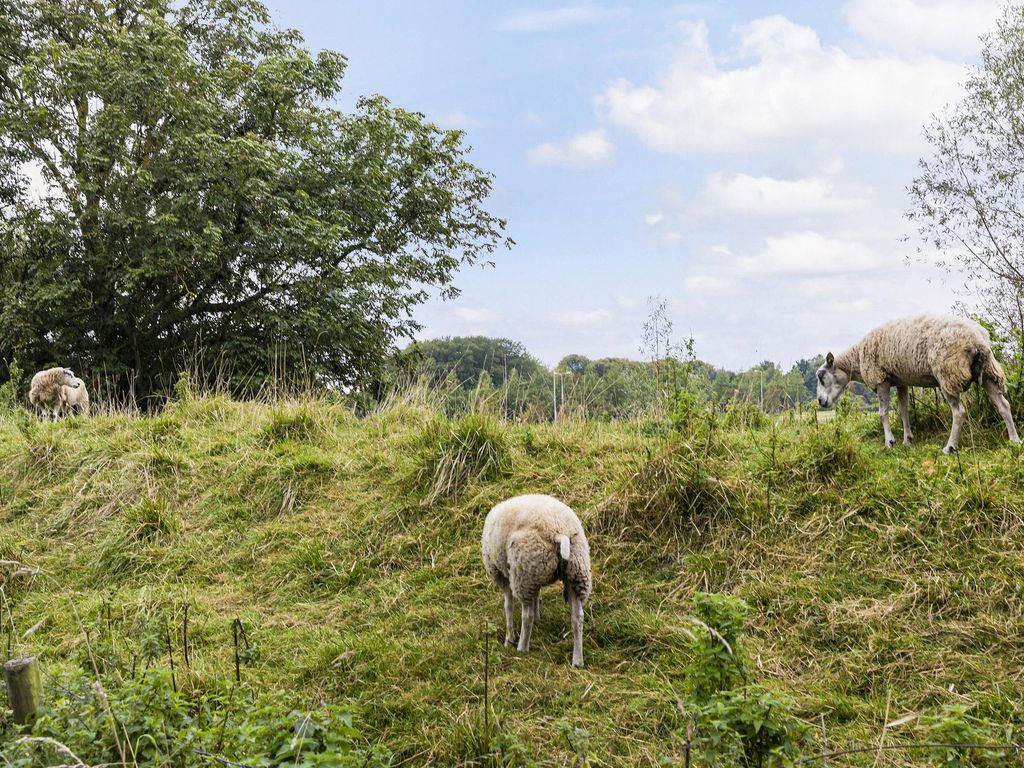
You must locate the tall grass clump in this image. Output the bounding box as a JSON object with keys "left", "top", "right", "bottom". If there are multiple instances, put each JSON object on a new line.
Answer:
{"left": 595, "top": 439, "right": 732, "bottom": 540}
{"left": 260, "top": 403, "right": 324, "bottom": 445}
{"left": 777, "top": 417, "right": 866, "bottom": 485}
{"left": 96, "top": 496, "right": 180, "bottom": 581}
{"left": 414, "top": 412, "right": 511, "bottom": 505}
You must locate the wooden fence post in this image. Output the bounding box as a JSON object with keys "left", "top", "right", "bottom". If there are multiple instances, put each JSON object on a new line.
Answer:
{"left": 4, "top": 656, "right": 42, "bottom": 725}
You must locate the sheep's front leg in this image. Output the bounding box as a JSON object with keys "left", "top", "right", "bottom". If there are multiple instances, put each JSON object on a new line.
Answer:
{"left": 503, "top": 586, "right": 516, "bottom": 647}
{"left": 517, "top": 596, "right": 536, "bottom": 653}
{"left": 983, "top": 378, "right": 1021, "bottom": 444}
{"left": 878, "top": 386, "right": 896, "bottom": 448}
{"left": 898, "top": 386, "right": 913, "bottom": 445}
{"left": 569, "top": 592, "right": 584, "bottom": 668}
{"left": 943, "top": 392, "right": 964, "bottom": 454}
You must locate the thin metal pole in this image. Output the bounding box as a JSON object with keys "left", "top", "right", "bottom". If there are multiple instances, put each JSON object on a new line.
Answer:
{"left": 552, "top": 372, "right": 557, "bottom": 421}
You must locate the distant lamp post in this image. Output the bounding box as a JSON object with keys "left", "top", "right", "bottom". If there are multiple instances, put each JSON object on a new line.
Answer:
{"left": 552, "top": 371, "right": 572, "bottom": 421}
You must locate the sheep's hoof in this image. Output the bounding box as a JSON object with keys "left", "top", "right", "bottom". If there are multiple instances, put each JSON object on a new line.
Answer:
{"left": 904, "top": 436, "right": 914, "bottom": 445}
{"left": 885, "top": 438, "right": 896, "bottom": 448}
{"left": 571, "top": 658, "right": 584, "bottom": 668}
{"left": 943, "top": 445, "right": 958, "bottom": 455}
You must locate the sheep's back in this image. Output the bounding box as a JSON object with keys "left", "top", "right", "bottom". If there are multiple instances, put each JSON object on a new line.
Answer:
{"left": 29, "top": 368, "right": 65, "bottom": 405}
{"left": 481, "top": 494, "right": 588, "bottom": 587}
{"left": 859, "top": 315, "right": 990, "bottom": 388}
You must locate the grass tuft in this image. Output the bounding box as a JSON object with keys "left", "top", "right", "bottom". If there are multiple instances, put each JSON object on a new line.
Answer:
{"left": 414, "top": 412, "right": 511, "bottom": 504}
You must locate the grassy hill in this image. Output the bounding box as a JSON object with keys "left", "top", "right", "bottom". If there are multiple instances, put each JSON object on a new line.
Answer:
{"left": 2, "top": 392, "right": 1024, "bottom": 765}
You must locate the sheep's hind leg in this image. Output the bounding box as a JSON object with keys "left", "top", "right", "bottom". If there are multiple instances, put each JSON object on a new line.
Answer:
{"left": 898, "top": 386, "right": 913, "bottom": 445}
{"left": 942, "top": 392, "right": 964, "bottom": 454}
{"left": 569, "top": 592, "right": 584, "bottom": 668}
{"left": 503, "top": 586, "right": 516, "bottom": 647}
{"left": 517, "top": 595, "right": 536, "bottom": 653}
{"left": 878, "top": 386, "right": 896, "bottom": 448}
{"left": 983, "top": 378, "right": 1021, "bottom": 444}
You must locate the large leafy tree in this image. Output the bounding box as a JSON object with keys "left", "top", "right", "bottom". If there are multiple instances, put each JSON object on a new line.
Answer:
{"left": 908, "top": 5, "right": 1024, "bottom": 352}
{"left": 0, "top": 0, "right": 507, "bottom": 399}
{"left": 407, "top": 336, "right": 544, "bottom": 389}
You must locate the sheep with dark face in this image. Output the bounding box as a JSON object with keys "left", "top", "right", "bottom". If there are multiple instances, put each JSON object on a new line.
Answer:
{"left": 481, "top": 494, "right": 592, "bottom": 667}
{"left": 817, "top": 315, "right": 1019, "bottom": 453}
{"left": 28, "top": 367, "right": 81, "bottom": 420}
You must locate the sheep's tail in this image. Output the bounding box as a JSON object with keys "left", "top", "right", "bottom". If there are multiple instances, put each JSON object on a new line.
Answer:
{"left": 977, "top": 347, "right": 1008, "bottom": 393}
{"left": 555, "top": 534, "right": 571, "bottom": 561}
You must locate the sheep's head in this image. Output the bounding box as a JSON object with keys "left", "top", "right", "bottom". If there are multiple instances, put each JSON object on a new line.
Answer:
{"left": 816, "top": 352, "right": 848, "bottom": 408}
{"left": 61, "top": 368, "right": 80, "bottom": 388}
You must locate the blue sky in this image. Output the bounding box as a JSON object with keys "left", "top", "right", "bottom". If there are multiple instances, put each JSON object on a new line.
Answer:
{"left": 271, "top": 0, "right": 1002, "bottom": 370}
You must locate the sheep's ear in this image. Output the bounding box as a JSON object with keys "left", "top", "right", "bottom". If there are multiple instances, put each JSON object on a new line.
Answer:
{"left": 825, "top": 352, "right": 834, "bottom": 368}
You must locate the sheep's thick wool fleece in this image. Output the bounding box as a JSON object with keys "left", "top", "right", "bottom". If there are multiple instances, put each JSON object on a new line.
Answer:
{"left": 29, "top": 367, "right": 69, "bottom": 406}
{"left": 482, "top": 494, "right": 592, "bottom": 603}
{"left": 839, "top": 314, "right": 1006, "bottom": 394}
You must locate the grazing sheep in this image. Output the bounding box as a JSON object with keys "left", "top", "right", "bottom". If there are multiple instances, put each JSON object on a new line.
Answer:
{"left": 481, "top": 494, "right": 592, "bottom": 667}
{"left": 28, "top": 367, "right": 81, "bottom": 420}
{"left": 60, "top": 376, "right": 89, "bottom": 416}
{"left": 817, "top": 314, "right": 1020, "bottom": 453}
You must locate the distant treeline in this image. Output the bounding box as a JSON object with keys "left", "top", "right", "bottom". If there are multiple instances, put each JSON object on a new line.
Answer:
{"left": 397, "top": 336, "right": 877, "bottom": 420}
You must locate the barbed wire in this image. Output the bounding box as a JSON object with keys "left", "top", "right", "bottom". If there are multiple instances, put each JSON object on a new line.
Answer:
{"left": 797, "top": 741, "right": 1024, "bottom": 764}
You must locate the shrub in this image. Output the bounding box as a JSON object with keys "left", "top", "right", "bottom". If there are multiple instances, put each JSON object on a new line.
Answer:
{"left": 1, "top": 669, "right": 391, "bottom": 767}
{"left": 681, "top": 593, "right": 808, "bottom": 768}
{"left": 924, "top": 704, "right": 1018, "bottom": 768}
{"left": 685, "top": 592, "right": 750, "bottom": 699}
{"left": 0, "top": 357, "right": 25, "bottom": 413}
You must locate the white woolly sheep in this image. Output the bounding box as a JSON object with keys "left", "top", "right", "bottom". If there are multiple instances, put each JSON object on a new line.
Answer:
{"left": 60, "top": 376, "right": 89, "bottom": 416}
{"left": 28, "top": 367, "right": 81, "bottom": 420}
{"left": 481, "top": 494, "right": 592, "bottom": 667}
{"left": 817, "top": 314, "right": 1020, "bottom": 453}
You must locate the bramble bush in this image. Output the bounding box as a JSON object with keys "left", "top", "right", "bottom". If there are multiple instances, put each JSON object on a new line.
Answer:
{"left": 681, "top": 593, "right": 808, "bottom": 768}
{"left": 1, "top": 669, "right": 390, "bottom": 768}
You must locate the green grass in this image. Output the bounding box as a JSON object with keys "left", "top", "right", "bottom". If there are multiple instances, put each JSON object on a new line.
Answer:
{"left": 3, "top": 396, "right": 1024, "bottom": 765}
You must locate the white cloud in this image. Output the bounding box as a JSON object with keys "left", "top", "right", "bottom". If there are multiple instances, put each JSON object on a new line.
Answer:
{"left": 600, "top": 16, "right": 966, "bottom": 154}
{"left": 684, "top": 274, "right": 732, "bottom": 294}
{"left": 452, "top": 307, "right": 496, "bottom": 323}
{"left": 843, "top": 0, "right": 1002, "bottom": 56}
{"left": 643, "top": 212, "right": 664, "bottom": 225}
{"left": 699, "top": 172, "right": 869, "bottom": 217}
{"left": 527, "top": 129, "right": 614, "bottom": 167}
{"left": 737, "top": 231, "right": 884, "bottom": 275}
{"left": 497, "top": 5, "right": 620, "bottom": 32}
{"left": 551, "top": 309, "right": 614, "bottom": 329}
{"left": 417, "top": 304, "right": 501, "bottom": 339}
{"left": 433, "top": 111, "right": 477, "bottom": 129}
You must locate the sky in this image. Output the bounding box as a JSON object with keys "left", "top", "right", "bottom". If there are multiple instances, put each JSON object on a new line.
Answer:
{"left": 271, "top": 0, "right": 1005, "bottom": 371}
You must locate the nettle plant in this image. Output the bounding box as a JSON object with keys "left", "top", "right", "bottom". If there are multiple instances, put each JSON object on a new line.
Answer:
{"left": 682, "top": 593, "right": 809, "bottom": 768}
